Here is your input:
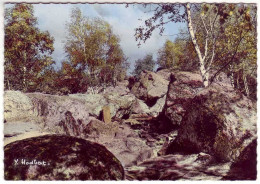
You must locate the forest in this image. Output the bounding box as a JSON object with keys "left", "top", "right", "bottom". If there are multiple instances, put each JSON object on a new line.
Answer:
{"left": 4, "top": 3, "right": 257, "bottom": 99}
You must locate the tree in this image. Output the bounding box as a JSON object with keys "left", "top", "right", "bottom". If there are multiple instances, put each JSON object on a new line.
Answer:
{"left": 132, "top": 54, "right": 155, "bottom": 77}
{"left": 212, "top": 4, "right": 257, "bottom": 98}
{"left": 4, "top": 3, "right": 54, "bottom": 92}
{"left": 157, "top": 40, "right": 175, "bottom": 68}
{"left": 134, "top": 3, "right": 254, "bottom": 88}
{"left": 64, "top": 7, "right": 127, "bottom": 90}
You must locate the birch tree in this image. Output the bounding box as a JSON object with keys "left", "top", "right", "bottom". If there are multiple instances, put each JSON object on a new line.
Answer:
{"left": 134, "top": 3, "right": 251, "bottom": 87}
{"left": 4, "top": 4, "right": 54, "bottom": 91}
{"left": 64, "top": 7, "right": 127, "bottom": 91}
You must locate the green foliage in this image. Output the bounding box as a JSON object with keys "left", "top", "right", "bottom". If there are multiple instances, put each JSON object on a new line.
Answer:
{"left": 135, "top": 3, "right": 256, "bottom": 97}
{"left": 157, "top": 38, "right": 198, "bottom": 71}
{"left": 4, "top": 4, "right": 54, "bottom": 92}
{"left": 63, "top": 7, "right": 127, "bottom": 92}
{"left": 132, "top": 54, "right": 155, "bottom": 77}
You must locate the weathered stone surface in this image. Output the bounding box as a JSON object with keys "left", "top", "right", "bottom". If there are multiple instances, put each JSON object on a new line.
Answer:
{"left": 156, "top": 69, "right": 171, "bottom": 81}
{"left": 132, "top": 99, "right": 150, "bottom": 115}
{"left": 27, "top": 93, "right": 91, "bottom": 137}
{"left": 85, "top": 118, "right": 119, "bottom": 137}
{"left": 4, "top": 135, "right": 124, "bottom": 180}
{"left": 69, "top": 87, "right": 135, "bottom": 119}
{"left": 222, "top": 138, "right": 257, "bottom": 180}
{"left": 131, "top": 70, "right": 169, "bottom": 105}
{"left": 163, "top": 71, "right": 203, "bottom": 126}
{"left": 4, "top": 121, "right": 49, "bottom": 146}
{"left": 102, "top": 106, "right": 111, "bottom": 123}
{"left": 4, "top": 91, "right": 36, "bottom": 122}
{"left": 69, "top": 94, "right": 107, "bottom": 117}
{"left": 86, "top": 123, "right": 156, "bottom": 167}
{"left": 125, "top": 153, "right": 231, "bottom": 180}
{"left": 132, "top": 95, "right": 166, "bottom": 117}
{"left": 166, "top": 78, "right": 257, "bottom": 162}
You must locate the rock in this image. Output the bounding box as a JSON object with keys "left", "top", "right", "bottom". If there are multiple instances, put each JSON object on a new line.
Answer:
{"left": 223, "top": 139, "right": 257, "bottom": 180}
{"left": 85, "top": 118, "right": 119, "bottom": 137}
{"left": 69, "top": 94, "right": 107, "bottom": 117}
{"left": 149, "top": 95, "right": 166, "bottom": 117}
{"left": 163, "top": 71, "right": 203, "bottom": 126}
{"left": 3, "top": 121, "right": 49, "bottom": 146}
{"left": 4, "top": 91, "right": 36, "bottom": 122}
{"left": 4, "top": 135, "right": 124, "bottom": 180}
{"left": 166, "top": 77, "right": 257, "bottom": 162}
{"left": 27, "top": 93, "right": 91, "bottom": 137}
{"left": 103, "top": 90, "right": 135, "bottom": 119}
{"left": 85, "top": 123, "right": 155, "bottom": 167}
{"left": 69, "top": 87, "right": 135, "bottom": 119}
{"left": 131, "top": 70, "right": 169, "bottom": 106}
{"left": 102, "top": 105, "right": 111, "bottom": 123}
{"left": 125, "top": 154, "right": 231, "bottom": 180}
{"left": 123, "top": 119, "right": 143, "bottom": 126}
{"left": 156, "top": 69, "right": 171, "bottom": 81}
{"left": 132, "top": 99, "right": 150, "bottom": 114}
{"left": 129, "top": 114, "right": 154, "bottom": 121}
{"left": 132, "top": 95, "right": 166, "bottom": 117}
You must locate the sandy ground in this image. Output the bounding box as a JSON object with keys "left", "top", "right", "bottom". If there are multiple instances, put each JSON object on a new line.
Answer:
{"left": 4, "top": 121, "right": 51, "bottom": 146}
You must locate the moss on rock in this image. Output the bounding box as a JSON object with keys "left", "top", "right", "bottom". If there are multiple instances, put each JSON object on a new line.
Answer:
{"left": 4, "top": 135, "right": 124, "bottom": 180}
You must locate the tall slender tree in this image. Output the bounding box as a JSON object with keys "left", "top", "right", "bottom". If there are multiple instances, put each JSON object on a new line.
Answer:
{"left": 134, "top": 3, "right": 255, "bottom": 88}
{"left": 4, "top": 3, "right": 54, "bottom": 92}
{"left": 64, "top": 7, "right": 127, "bottom": 89}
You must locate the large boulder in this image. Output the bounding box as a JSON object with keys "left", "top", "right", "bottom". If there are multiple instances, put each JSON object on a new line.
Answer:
{"left": 4, "top": 91, "right": 36, "bottom": 122}
{"left": 223, "top": 138, "right": 257, "bottom": 180}
{"left": 163, "top": 71, "right": 204, "bottom": 126}
{"left": 132, "top": 95, "right": 166, "bottom": 117}
{"left": 69, "top": 85, "right": 135, "bottom": 119}
{"left": 4, "top": 135, "right": 124, "bottom": 180}
{"left": 166, "top": 75, "right": 257, "bottom": 162}
{"left": 85, "top": 122, "right": 156, "bottom": 167}
{"left": 131, "top": 70, "right": 169, "bottom": 106}
{"left": 27, "top": 93, "right": 91, "bottom": 137}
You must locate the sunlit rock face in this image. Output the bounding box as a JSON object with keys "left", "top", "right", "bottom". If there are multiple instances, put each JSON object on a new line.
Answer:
{"left": 166, "top": 72, "right": 257, "bottom": 162}
{"left": 4, "top": 135, "right": 124, "bottom": 180}
{"left": 131, "top": 70, "right": 169, "bottom": 106}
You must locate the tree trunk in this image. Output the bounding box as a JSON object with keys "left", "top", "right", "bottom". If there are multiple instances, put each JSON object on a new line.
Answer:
{"left": 229, "top": 65, "right": 235, "bottom": 88}
{"left": 243, "top": 74, "right": 250, "bottom": 97}
{"left": 186, "top": 3, "right": 209, "bottom": 87}
{"left": 6, "top": 79, "right": 10, "bottom": 90}
{"left": 236, "top": 73, "right": 240, "bottom": 89}
{"left": 22, "top": 52, "right": 27, "bottom": 92}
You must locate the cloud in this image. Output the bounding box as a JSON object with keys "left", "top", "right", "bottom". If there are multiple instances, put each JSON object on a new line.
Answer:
{"left": 90, "top": 4, "right": 182, "bottom": 71}
{"left": 30, "top": 3, "right": 185, "bottom": 72}
{"left": 33, "top": 4, "right": 75, "bottom": 69}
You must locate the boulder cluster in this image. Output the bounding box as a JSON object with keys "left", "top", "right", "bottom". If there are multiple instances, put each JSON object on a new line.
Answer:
{"left": 4, "top": 69, "right": 257, "bottom": 180}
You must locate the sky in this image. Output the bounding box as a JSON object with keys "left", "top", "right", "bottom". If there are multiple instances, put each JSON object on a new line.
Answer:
{"left": 4, "top": 3, "right": 186, "bottom": 72}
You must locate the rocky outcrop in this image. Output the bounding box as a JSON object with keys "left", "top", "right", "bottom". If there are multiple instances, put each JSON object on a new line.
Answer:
{"left": 4, "top": 135, "right": 124, "bottom": 180}
{"left": 223, "top": 138, "right": 257, "bottom": 180}
{"left": 27, "top": 93, "right": 91, "bottom": 137}
{"left": 166, "top": 73, "right": 257, "bottom": 162}
{"left": 85, "top": 122, "right": 156, "bottom": 167}
{"left": 4, "top": 121, "right": 49, "bottom": 146}
{"left": 3, "top": 69, "right": 257, "bottom": 181}
{"left": 125, "top": 153, "right": 231, "bottom": 180}
{"left": 131, "top": 70, "right": 169, "bottom": 107}
{"left": 163, "top": 71, "right": 203, "bottom": 126}
{"left": 69, "top": 85, "right": 135, "bottom": 119}
{"left": 132, "top": 95, "right": 166, "bottom": 117}
{"left": 4, "top": 91, "right": 36, "bottom": 122}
